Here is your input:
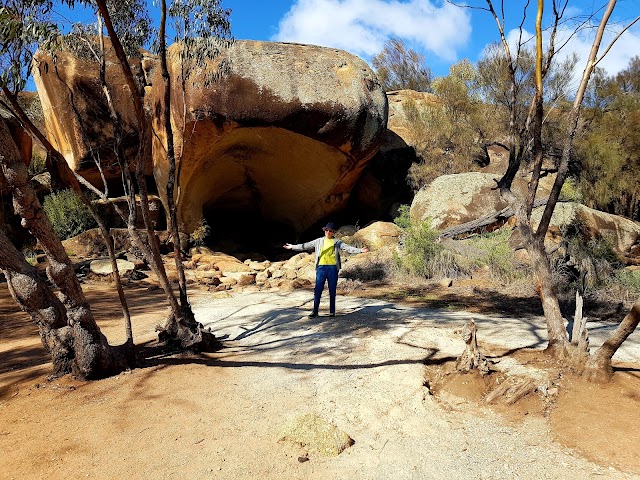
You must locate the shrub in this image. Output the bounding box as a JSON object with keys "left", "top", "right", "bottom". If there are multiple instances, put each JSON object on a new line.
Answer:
{"left": 559, "top": 178, "right": 583, "bottom": 203}
{"left": 28, "top": 152, "right": 47, "bottom": 176}
{"left": 189, "top": 219, "right": 211, "bottom": 247}
{"left": 614, "top": 269, "right": 640, "bottom": 296}
{"left": 22, "top": 249, "right": 38, "bottom": 266}
{"left": 43, "top": 189, "right": 96, "bottom": 240}
{"left": 466, "top": 228, "right": 527, "bottom": 284}
{"left": 562, "top": 219, "right": 620, "bottom": 291}
{"left": 393, "top": 205, "right": 460, "bottom": 278}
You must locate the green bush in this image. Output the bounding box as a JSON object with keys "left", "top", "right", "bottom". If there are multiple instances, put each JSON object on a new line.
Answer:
{"left": 393, "top": 205, "right": 459, "bottom": 278}
{"left": 614, "top": 269, "right": 640, "bottom": 295}
{"left": 189, "top": 219, "right": 211, "bottom": 247}
{"left": 561, "top": 219, "right": 620, "bottom": 291}
{"left": 28, "top": 152, "right": 47, "bottom": 176}
{"left": 466, "top": 228, "right": 525, "bottom": 284}
{"left": 559, "top": 178, "right": 583, "bottom": 202}
{"left": 43, "top": 189, "right": 96, "bottom": 240}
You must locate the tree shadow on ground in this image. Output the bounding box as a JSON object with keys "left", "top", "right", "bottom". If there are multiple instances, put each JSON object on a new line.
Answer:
{"left": 137, "top": 291, "right": 551, "bottom": 377}
{"left": 354, "top": 282, "right": 545, "bottom": 319}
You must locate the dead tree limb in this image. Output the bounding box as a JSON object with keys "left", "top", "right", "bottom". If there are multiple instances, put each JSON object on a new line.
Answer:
{"left": 440, "top": 197, "right": 549, "bottom": 239}
{"left": 455, "top": 319, "right": 489, "bottom": 375}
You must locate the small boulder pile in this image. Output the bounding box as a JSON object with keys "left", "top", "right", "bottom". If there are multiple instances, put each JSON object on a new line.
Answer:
{"left": 185, "top": 247, "right": 316, "bottom": 292}
{"left": 184, "top": 221, "right": 402, "bottom": 292}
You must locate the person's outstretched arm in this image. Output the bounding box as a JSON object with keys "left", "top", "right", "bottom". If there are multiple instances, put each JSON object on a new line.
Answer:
{"left": 283, "top": 240, "right": 317, "bottom": 251}
{"left": 338, "top": 242, "right": 369, "bottom": 254}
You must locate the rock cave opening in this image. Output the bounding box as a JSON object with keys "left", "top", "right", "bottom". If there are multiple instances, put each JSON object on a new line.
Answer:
{"left": 202, "top": 206, "right": 297, "bottom": 260}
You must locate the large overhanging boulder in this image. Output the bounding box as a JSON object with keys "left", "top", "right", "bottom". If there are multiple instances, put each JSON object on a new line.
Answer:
{"left": 152, "top": 40, "right": 387, "bottom": 236}
{"left": 32, "top": 42, "right": 154, "bottom": 186}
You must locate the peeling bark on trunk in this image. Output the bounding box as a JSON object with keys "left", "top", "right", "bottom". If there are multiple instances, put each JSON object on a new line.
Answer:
{"left": 4, "top": 84, "right": 133, "bottom": 353}
{"left": 0, "top": 118, "right": 123, "bottom": 379}
{"left": 0, "top": 229, "right": 74, "bottom": 377}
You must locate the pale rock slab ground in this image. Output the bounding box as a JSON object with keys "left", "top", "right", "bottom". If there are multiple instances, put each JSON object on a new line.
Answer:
{"left": 189, "top": 289, "right": 640, "bottom": 480}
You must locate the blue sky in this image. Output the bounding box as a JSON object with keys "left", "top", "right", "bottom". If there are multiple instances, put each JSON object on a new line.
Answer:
{"left": 231, "top": 0, "right": 640, "bottom": 81}
{"left": 45, "top": 0, "right": 640, "bottom": 88}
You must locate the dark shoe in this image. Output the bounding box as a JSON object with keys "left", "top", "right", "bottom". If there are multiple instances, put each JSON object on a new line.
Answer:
{"left": 329, "top": 313, "right": 335, "bottom": 317}
{"left": 308, "top": 312, "right": 318, "bottom": 318}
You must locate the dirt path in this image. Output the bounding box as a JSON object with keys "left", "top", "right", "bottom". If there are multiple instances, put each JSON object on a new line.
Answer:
{"left": 1, "top": 284, "right": 639, "bottom": 479}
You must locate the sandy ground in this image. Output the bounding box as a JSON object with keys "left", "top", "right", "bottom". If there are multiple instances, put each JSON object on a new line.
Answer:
{"left": 1, "top": 282, "right": 639, "bottom": 479}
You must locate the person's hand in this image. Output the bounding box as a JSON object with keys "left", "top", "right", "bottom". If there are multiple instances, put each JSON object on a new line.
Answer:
{"left": 361, "top": 247, "right": 369, "bottom": 253}
{"left": 283, "top": 243, "right": 293, "bottom": 250}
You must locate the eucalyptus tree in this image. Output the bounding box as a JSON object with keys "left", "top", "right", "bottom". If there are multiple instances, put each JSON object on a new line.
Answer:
{"left": 0, "top": 0, "right": 230, "bottom": 378}
{"left": 0, "top": 0, "right": 136, "bottom": 377}
{"left": 449, "top": 0, "right": 640, "bottom": 381}
{"left": 0, "top": 0, "right": 140, "bottom": 357}
{"left": 156, "top": 0, "right": 232, "bottom": 318}
{"left": 575, "top": 57, "right": 640, "bottom": 221}
{"left": 372, "top": 37, "right": 432, "bottom": 92}
{"left": 75, "top": 0, "right": 232, "bottom": 348}
{"left": 0, "top": 115, "right": 126, "bottom": 379}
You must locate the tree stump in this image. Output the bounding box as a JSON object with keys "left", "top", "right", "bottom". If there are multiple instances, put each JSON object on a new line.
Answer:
{"left": 455, "top": 319, "right": 489, "bottom": 375}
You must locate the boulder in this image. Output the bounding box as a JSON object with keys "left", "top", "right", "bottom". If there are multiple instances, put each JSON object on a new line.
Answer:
{"left": 298, "top": 264, "right": 317, "bottom": 282}
{"left": 223, "top": 272, "right": 256, "bottom": 286}
{"left": 279, "top": 414, "right": 354, "bottom": 457}
{"left": 283, "top": 252, "right": 313, "bottom": 271}
{"left": 351, "top": 221, "right": 401, "bottom": 250}
{"left": 30, "top": 172, "right": 52, "bottom": 197}
{"left": 386, "top": 90, "right": 440, "bottom": 143}
{"left": 152, "top": 40, "right": 387, "bottom": 235}
{"left": 90, "top": 259, "right": 135, "bottom": 276}
{"left": 193, "top": 270, "right": 221, "bottom": 286}
{"left": 32, "top": 41, "right": 154, "bottom": 187}
{"left": 530, "top": 202, "right": 640, "bottom": 259}
{"left": 255, "top": 270, "right": 271, "bottom": 283}
{"left": 62, "top": 227, "right": 171, "bottom": 258}
{"left": 0, "top": 93, "right": 38, "bottom": 170}
{"left": 351, "top": 90, "right": 428, "bottom": 221}
{"left": 410, "top": 172, "right": 544, "bottom": 230}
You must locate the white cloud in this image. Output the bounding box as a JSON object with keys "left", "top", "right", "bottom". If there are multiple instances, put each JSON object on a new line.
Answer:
{"left": 273, "top": 0, "right": 472, "bottom": 61}
{"left": 503, "top": 23, "right": 640, "bottom": 90}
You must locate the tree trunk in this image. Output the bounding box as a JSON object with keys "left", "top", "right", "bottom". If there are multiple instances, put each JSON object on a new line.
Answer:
{"left": 0, "top": 118, "right": 124, "bottom": 379}
{"left": 583, "top": 299, "right": 640, "bottom": 383}
{"left": 526, "top": 237, "right": 570, "bottom": 356}
{"left": 95, "top": 0, "right": 212, "bottom": 348}
{"left": 0, "top": 228, "right": 75, "bottom": 377}
{"left": 159, "top": 0, "right": 190, "bottom": 309}
{"left": 6, "top": 80, "right": 134, "bottom": 353}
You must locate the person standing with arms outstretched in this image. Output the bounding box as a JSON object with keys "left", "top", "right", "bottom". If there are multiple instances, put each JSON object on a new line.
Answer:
{"left": 284, "top": 222, "right": 369, "bottom": 318}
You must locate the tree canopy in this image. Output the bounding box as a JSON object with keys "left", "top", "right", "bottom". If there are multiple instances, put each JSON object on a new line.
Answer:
{"left": 372, "top": 37, "right": 432, "bottom": 92}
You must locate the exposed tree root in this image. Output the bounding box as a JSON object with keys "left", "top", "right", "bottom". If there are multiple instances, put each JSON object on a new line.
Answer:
{"left": 485, "top": 377, "right": 538, "bottom": 405}
{"left": 157, "top": 311, "right": 222, "bottom": 352}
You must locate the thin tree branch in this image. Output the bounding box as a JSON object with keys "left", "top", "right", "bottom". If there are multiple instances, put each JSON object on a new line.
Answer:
{"left": 593, "top": 16, "right": 640, "bottom": 67}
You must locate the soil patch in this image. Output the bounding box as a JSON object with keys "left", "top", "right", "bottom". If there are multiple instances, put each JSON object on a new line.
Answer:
{"left": 424, "top": 348, "right": 640, "bottom": 474}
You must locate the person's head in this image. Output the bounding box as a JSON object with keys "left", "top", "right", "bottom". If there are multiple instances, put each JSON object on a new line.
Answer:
{"left": 323, "top": 222, "right": 336, "bottom": 238}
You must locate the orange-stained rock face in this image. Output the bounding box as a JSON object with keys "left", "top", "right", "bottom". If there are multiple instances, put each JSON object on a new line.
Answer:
{"left": 152, "top": 40, "right": 388, "bottom": 236}
{"left": 32, "top": 42, "right": 154, "bottom": 187}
